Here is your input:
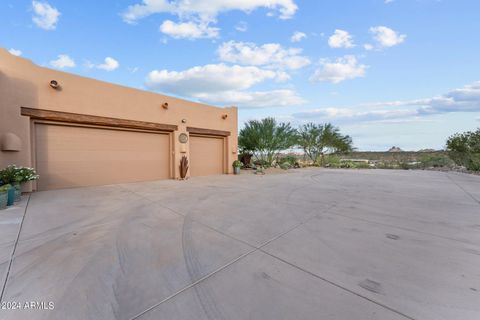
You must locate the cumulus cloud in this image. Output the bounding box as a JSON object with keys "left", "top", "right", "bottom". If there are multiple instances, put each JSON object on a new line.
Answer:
{"left": 218, "top": 41, "right": 310, "bottom": 70}
{"left": 328, "top": 29, "right": 355, "bottom": 48}
{"left": 146, "top": 64, "right": 278, "bottom": 94}
{"left": 145, "top": 63, "right": 303, "bottom": 108}
{"left": 98, "top": 57, "right": 120, "bottom": 71}
{"left": 49, "top": 54, "right": 75, "bottom": 69}
{"left": 195, "top": 89, "right": 305, "bottom": 108}
{"left": 32, "top": 1, "right": 60, "bottom": 30}
{"left": 122, "top": 0, "right": 298, "bottom": 23}
{"left": 310, "top": 55, "right": 367, "bottom": 84}
{"left": 292, "top": 81, "right": 480, "bottom": 123}
{"left": 85, "top": 57, "right": 120, "bottom": 71}
{"left": 159, "top": 20, "right": 219, "bottom": 39}
{"left": 290, "top": 31, "right": 306, "bottom": 43}
{"left": 370, "top": 26, "right": 406, "bottom": 48}
{"left": 8, "top": 48, "right": 22, "bottom": 56}
{"left": 122, "top": 0, "right": 297, "bottom": 39}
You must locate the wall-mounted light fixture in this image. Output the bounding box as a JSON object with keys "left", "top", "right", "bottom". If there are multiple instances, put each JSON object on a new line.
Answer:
{"left": 162, "top": 102, "right": 169, "bottom": 109}
{"left": 222, "top": 114, "right": 228, "bottom": 119}
{"left": 49, "top": 80, "right": 60, "bottom": 90}
{"left": 181, "top": 119, "right": 187, "bottom": 123}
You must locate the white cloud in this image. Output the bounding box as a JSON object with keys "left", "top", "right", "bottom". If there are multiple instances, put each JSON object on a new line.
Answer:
{"left": 370, "top": 26, "right": 406, "bottom": 48}
{"left": 32, "top": 1, "right": 60, "bottom": 30}
{"left": 235, "top": 21, "right": 248, "bottom": 32}
{"left": 290, "top": 31, "right": 306, "bottom": 43}
{"left": 85, "top": 57, "right": 120, "bottom": 71}
{"left": 122, "top": 0, "right": 297, "bottom": 39}
{"left": 292, "top": 81, "right": 480, "bottom": 123}
{"left": 145, "top": 63, "right": 303, "bottom": 108}
{"left": 218, "top": 41, "right": 310, "bottom": 70}
{"left": 122, "top": 0, "right": 298, "bottom": 23}
{"left": 146, "top": 64, "right": 278, "bottom": 95}
{"left": 49, "top": 54, "right": 75, "bottom": 69}
{"left": 363, "top": 44, "right": 374, "bottom": 51}
{"left": 385, "top": 0, "right": 395, "bottom": 3}
{"left": 328, "top": 29, "right": 355, "bottom": 48}
{"left": 97, "top": 57, "right": 120, "bottom": 71}
{"left": 195, "top": 89, "right": 305, "bottom": 108}
{"left": 310, "top": 55, "right": 367, "bottom": 84}
{"left": 159, "top": 20, "right": 219, "bottom": 39}
{"left": 8, "top": 48, "right": 22, "bottom": 56}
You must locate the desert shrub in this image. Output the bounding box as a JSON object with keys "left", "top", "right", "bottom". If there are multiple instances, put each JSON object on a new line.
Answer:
{"left": 354, "top": 162, "right": 371, "bottom": 169}
{"left": 446, "top": 128, "right": 480, "bottom": 171}
{"left": 418, "top": 154, "right": 453, "bottom": 168}
{"left": 279, "top": 162, "right": 292, "bottom": 170}
{"left": 253, "top": 159, "right": 270, "bottom": 168}
{"left": 279, "top": 155, "right": 297, "bottom": 166}
{"left": 322, "top": 155, "right": 341, "bottom": 167}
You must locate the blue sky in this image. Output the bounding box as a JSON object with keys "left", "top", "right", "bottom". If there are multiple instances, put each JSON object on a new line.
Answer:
{"left": 1, "top": 0, "right": 479, "bottom": 150}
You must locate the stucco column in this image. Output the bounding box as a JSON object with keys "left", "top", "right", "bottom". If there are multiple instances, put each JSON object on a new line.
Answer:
{"left": 172, "top": 121, "right": 190, "bottom": 179}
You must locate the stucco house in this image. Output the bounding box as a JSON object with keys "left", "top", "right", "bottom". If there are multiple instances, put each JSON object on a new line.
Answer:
{"left": 0, "top": 48, "right": 238, "bottom": 191}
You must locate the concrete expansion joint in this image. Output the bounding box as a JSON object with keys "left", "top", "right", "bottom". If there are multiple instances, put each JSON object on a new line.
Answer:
{"left": 0, "top": 194, "right": 31, "bottom": 303}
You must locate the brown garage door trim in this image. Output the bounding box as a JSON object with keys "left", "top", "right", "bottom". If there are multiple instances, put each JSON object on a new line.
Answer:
{"left": 21, "top": 107, "right": 178, "bottom": 132}
{"left": 186, "top": 126, "right": 230, "bottom": 137}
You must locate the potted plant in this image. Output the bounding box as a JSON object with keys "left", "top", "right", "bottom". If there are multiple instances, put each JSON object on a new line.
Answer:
{"left": 0, "top": 165, "right": 39, "bottom": 205}
{"left": 232, "top": 160, "right": 242, "bottom": 174}
{"left": 0, "top": 165, "right": 18, "bottom": 205}
{"left": 0, "top": 184, "right": 10, "bottom": 210}
{"left": 13, "top": 166, "right": 39, "bottom": 201}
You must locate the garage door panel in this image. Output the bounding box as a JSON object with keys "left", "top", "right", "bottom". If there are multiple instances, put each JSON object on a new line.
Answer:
{"left": 189, "top": 135, "right": 224, "bottom": 177}
{"left": 35, "top": 124, "right": 170, "bottom": 190}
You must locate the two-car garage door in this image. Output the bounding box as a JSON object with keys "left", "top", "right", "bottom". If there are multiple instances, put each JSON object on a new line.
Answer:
{"left": 35, "top": 123, "right": 170, "bottom": 190}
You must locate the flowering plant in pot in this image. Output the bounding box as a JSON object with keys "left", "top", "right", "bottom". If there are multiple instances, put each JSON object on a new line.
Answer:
{"left": 232, "top": 160, "right": 242, "bottom": 175}
{"left": 0, "top": 165, "right": 39, "bottom": 204}
{"left": 0, "top": 184, "right": 11, "bottom": 210}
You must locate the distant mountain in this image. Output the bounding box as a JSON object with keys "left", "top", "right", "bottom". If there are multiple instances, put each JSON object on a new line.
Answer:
{"left": 388, "top": 146, "right": 403, "bottom": 152}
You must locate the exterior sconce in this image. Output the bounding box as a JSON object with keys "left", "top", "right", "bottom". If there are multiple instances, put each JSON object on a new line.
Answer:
{"left": 49, "top": 80, "right": 60, "bottom": 90}
{"left": 222, "top": 114, "right": 228, "bottom": 119}
{"left": 1, "top": 133, "right": 22, "bottom": 152}
{"left": 162, "top": 102, "right": 169, "bottom": 109}
{"left": 181, "top": 119, "right": 187, "bottom": 123}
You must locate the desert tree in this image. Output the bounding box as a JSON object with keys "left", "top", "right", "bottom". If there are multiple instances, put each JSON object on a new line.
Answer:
{"left": 297, "top": 123, "right": 353, "bottom": 165}
{"left": 238, "top": 118, "right": 297, "bottom": 166}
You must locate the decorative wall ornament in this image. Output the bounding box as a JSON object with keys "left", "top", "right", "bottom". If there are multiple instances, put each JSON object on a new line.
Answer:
{"left": 178, "top": 133, "right": 188, "bottom": 144}
{"left": 180, "top": 156, "right": 189, "bottom": 179}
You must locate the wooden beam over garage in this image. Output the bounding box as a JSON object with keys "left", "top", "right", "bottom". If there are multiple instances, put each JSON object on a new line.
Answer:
{"left": 21, "top": 107, "right": 178, "bottom": 132}
{"left": 187, "top": 126, "right": 231, "bottom": 137}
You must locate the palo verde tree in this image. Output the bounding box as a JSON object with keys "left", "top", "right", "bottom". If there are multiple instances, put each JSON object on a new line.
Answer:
{"left": 297, "top": 123, "right": 353, "bottom": 165}
{"left": 446, "top": 128, "right": 480, "bottom": 171}
{"left": 238, "top": 117, "right": 297, "bottom": 166}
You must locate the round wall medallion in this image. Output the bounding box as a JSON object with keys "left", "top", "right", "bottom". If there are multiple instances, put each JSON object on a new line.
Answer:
{"left": 178, "top": 133, "right": 189, "bottom": 144}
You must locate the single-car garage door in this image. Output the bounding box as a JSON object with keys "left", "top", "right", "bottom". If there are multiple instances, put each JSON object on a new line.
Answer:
{"left": 189, "top": 135, "right": 224, "bottom": 177}
{"left": 35, "top": 123, "right": 171, "bottom": 190}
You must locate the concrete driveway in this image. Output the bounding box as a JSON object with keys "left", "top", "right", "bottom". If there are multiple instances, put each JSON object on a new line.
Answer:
{"left": 0, "top": 169, "right": 479, "bottom": 320}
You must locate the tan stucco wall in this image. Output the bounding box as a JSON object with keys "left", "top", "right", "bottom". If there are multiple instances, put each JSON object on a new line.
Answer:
{"left": 0, "top": 48, "right": 238, "bottom": 189}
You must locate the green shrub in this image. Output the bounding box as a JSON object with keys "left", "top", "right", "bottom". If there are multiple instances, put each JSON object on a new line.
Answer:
{"left": 253, "top": 159, "right": 270, "bottom": 168}
{"left": 279, "top": 162, "right": 292, "bottom": 170}
{"left": 322, "top": 155, "right": 341, "bottom": 167}
{"left": 418, "top": 154, "right": 453, "bottom": 168}
{"left": 446, "top": 128, "right": 480, "bottom": 171}
{"left": 279, "top": 155, "right": 297, "bottom": 166}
